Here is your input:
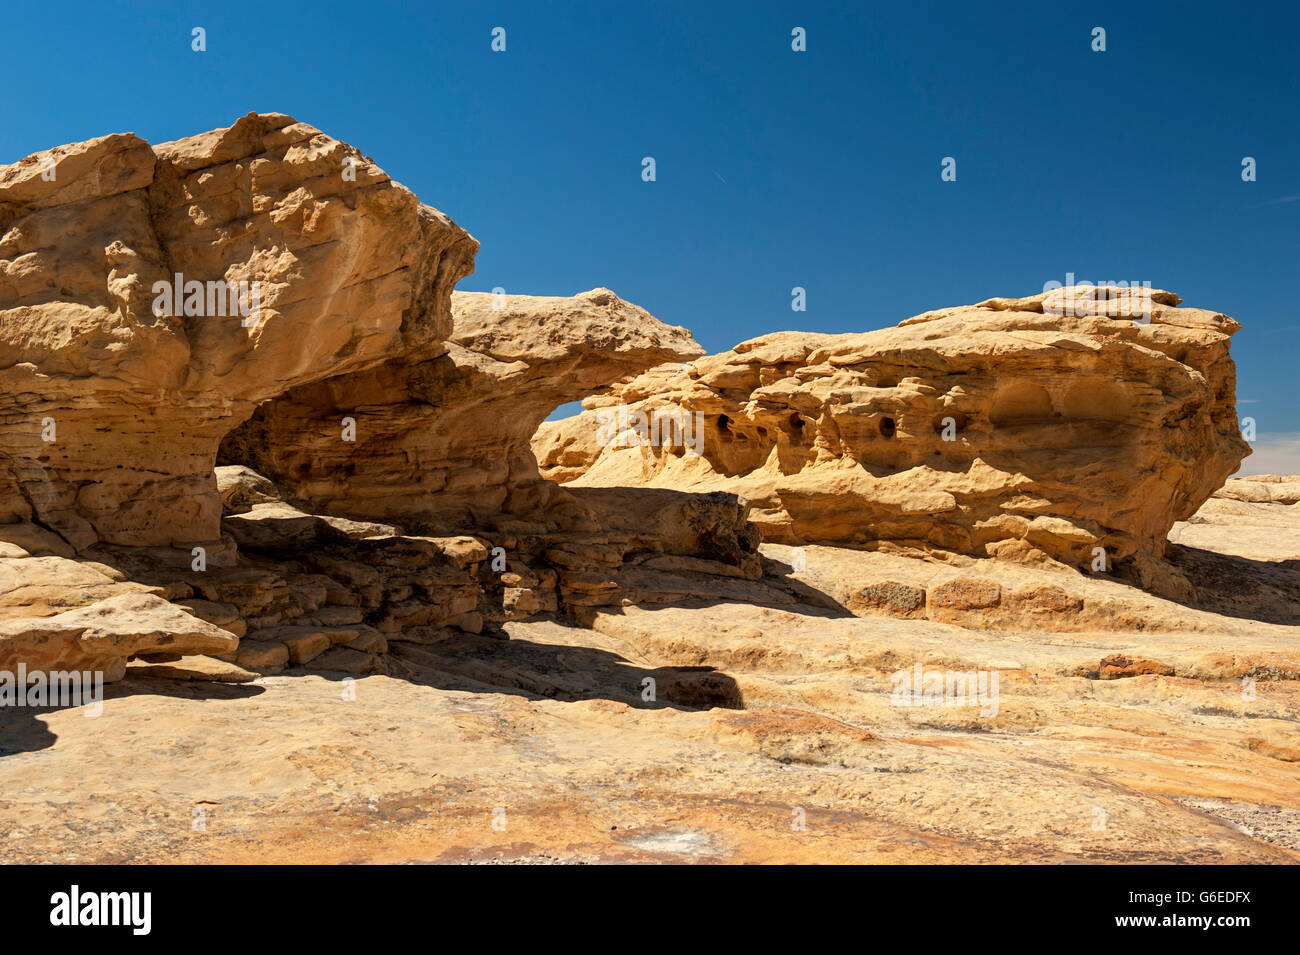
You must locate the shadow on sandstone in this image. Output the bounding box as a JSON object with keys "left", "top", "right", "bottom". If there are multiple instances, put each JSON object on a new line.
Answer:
{"left": 0, "top": 626, "right": 738, "bottom": 760}
{"left": 0, "top": 677, "right": 264, "bottom": 757}
{"left": 0, "top": 480, "right": 838, "bottom": 724}
{"left": 1166, "top": 544, "right": 1300, "bottom": 625}
{"left": 345, "top": 626, "right": 744, "bottom": 710}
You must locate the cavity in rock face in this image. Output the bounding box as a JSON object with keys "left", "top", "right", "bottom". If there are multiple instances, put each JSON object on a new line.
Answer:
{"left": 535, "top": 286, "right": 1251, "bottom": 600}
{"left": 0, "top": 113, "right": 480, "bottom": 676}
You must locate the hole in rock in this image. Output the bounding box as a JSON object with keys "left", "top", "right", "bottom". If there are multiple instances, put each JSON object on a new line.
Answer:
{"left": 779, "top": 411, "right": 809, "bottom": 450}
{"left": 879, "top": 417, "right": 896, "bottom": 438}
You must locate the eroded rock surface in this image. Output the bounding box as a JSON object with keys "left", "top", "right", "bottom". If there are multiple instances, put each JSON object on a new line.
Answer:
{"left": 1215, "top": 474, "right": 1300, "bottom": 505}
{"left": 0, "top": 112, "right": 477, "bottom": 552}
{"left": 0, "top": 592, "right": 236, "bottom": 680}
{"left": 537, "top": 286, "right": 1250, "bottom": 598}
{"left": 2, "top": 118, "right": 1293, "bottom": 865}
{"left": 0, "top": 114, "right": 758, "bottom": 676}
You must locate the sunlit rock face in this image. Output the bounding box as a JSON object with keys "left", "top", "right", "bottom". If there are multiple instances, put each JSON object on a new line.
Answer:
{"left": 0, "top": 112, "right": 477, "bottom": 551}
{"left": 216, "top": 287, "right": 764, "bottom": 624}
{"left": 535, "top": 287, "right": 1250, "bottom": 598}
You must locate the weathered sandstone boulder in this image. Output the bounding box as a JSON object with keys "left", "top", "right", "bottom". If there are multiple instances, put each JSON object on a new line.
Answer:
{"left": 536, "top": 286, "right": 1250, "bottom": 598}
{"left": 0, "top": 112, "right": 476, "bottom": 553}
{"left": 216, "top": 464, "right": 284, "bottom": 514}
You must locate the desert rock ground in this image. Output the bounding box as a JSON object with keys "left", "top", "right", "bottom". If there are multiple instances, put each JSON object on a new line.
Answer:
{"left": 1, "top": 487, "right": 1295, "bottom": 864}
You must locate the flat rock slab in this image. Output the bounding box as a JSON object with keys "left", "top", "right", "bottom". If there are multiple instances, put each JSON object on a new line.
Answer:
{"left": 126, "top": 655, "right": 259, "bottom": 683}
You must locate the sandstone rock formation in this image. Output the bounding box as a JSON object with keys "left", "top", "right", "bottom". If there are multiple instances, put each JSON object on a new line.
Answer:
{"left": 0, "top": 114, "right": 762, "bottom": 678}
{"left": 0, "top": 592, "right": 236, "bottom": 681}
{"left": 0, "top": 115, "right": 1258, "bottom": 684}
{"left": 536, "top": 286, "right": 1250, "bottom": 598}
{"left": 0, "top": 111, "right": 476, "bottom": 553}
{"left": 0, "top": 118, "right": 1295, "bottom": 868}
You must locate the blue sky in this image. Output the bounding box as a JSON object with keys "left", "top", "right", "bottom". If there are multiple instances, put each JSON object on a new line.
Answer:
{"left": 3, "top": 1, "right": 1296, "bottom": 472}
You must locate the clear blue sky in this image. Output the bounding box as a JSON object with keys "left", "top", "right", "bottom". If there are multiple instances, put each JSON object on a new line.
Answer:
{"left": 3, "top": 1, "right": 1296, "bottom": 471}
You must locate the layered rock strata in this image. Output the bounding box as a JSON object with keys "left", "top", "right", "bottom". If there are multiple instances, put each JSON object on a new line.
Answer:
{"left": 218, "top": 288, "right": 763, "bottom": 628}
